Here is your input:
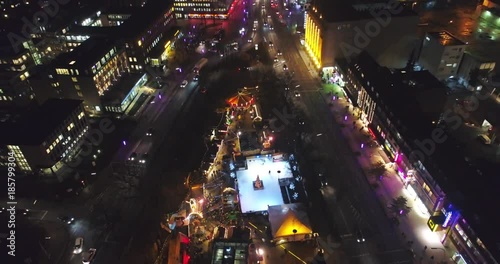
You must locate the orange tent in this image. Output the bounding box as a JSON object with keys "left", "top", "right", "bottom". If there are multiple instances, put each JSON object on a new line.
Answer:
{"left": 227, "top": 91, "right": 254, "bottom": 108}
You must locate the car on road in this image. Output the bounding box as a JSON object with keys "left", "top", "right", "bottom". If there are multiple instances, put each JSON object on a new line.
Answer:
{"left": 247, "top": 38, "right": 253, "bottom": 43}
{"left": 270, "top": 25, "right": 274, "bottom": 30}
{"left": 269, "top": 41, "right": 273, "bottom": 47}
{"left": 139, "top": 153, "right": 149, "bottom": 164}
{"left": 274, "top": 56, "right": 278, "bottom": 62}
{"left": 146, "top": 127, "right": 154, "bottom": 136}
{"left": 180, "top": 80, "right": 188, "bottom": 87}
{"left": 73, "top": 237, "right": 84, "bottom": 254}
{"left": 16, "top": 209, "right": 30, "bottom": 216}
{"left": 82, "top": 248, "right": 96, "bottom": 264}
{"left": 277, "top": 49, "right": 282, "bottom": 56}
{"left": 58, "top": 216, "right": 75, "bottom": 225}
{"left": 128, "top": 152, "right": 137, "bottom": 161}
{"left": 356, "top": 229, "right": 366, "bottom": 243}
{"left": 319, "top": 173, "right": 328, "bottom": 186}
{"left": 294, "top": 91, "right": 301, "bottom": 97}
{"left": 283, "top": 64, "right": 288, "bottom": 71}
{"left": 193, "top": 75, "right": 199, "bottom": 81}
{"left": 284, "top": 86, "right": 289, "bottom": 91}
{"left": 298, "top": 118, "right": 305, "bottom": 125}
{"left": 253, "top": 27, "right": 257, "bottom": 31}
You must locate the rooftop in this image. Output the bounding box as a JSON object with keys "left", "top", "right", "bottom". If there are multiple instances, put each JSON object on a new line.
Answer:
{"left": 310, "top": 0, "right": 416, "bottom": 23}
{"left": 0, "top": 99, "right": 83, "bottom": 145}
{"left": 236, "top": 156, "right": 293, "bottom": 213}
{"left": 431, "top": 141, "right": 500, "bottom": 262}
{"left": 427, "top": 31, "right": 466, "bottom": 46}
{"left": 100, "top": 73, "right": 144, "bottom": 104}
{"left": 350, "top": 52, "right": 500, "bottom": 262}
{"left": 115, "top": 0, "right": 173, "bottom": 39}
{"left": 350, "top": 52, "right": 447, "bottom": 142}
{"left": 53, "top": 37, "right": 116, "bottom": 70}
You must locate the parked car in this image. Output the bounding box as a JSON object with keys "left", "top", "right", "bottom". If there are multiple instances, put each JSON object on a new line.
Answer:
{"left": 294, "top": 91, "right": 301, "bottom": 97}
{"left": 128, "top": 152, "right": 137, "bottom": 161}
{"left": 139, "top": 153, "right": 149, "bottom": 164}
{"left": 16, "top": 209, "right": 30, "bottom": 216}
{"left": 58, "top": 216, "right": 75, "bottom": 225}
{"left": 193, "top": 75, "right": 199, "bottom": 81}
{"left": 73, "top": 237, "right": 84, "bottom": 254}
{"left": 146, "top": 127, "right": 153, "bottom": 136}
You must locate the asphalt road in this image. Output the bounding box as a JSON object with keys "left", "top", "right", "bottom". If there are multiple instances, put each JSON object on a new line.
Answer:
{"left": 263, "top": 2, "right": 413, "bottom": 263}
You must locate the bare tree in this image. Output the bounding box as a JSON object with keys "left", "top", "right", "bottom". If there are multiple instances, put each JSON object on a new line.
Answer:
{"left": 389, "top": 196, "right": 411, "bottom": 217}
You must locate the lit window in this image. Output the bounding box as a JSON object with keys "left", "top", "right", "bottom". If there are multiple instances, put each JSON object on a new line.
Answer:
{"left": 46, "top": 148, "right": 50, "bottom": 154}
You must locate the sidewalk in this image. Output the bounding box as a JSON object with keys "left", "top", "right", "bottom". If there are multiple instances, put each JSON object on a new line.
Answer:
{"left": 322, "top": 88, "right": 454, "bottom": 264}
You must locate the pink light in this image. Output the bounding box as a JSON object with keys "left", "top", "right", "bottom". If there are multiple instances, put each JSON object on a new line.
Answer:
{"left": 269, "top": 137, "right": 273, "bottom": 141}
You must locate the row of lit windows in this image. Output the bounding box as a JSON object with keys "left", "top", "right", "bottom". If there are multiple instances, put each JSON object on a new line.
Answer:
{"left": 7, "top": 146, "right": 32, "bottom": 172}
{"left": 107, "top": 14, "right": 131, "bottom": 20}
{"left": 19, "top": 71, "right": 30, "bottom": 81}
{"left": 131, "top": 64, "right": 143, "bottom": 70}
{"left": 63, "top": 35, "right": 89, "bottom": 42}
{"left": 61, "top": 127, "right": 89, "bottom": 159}
{"left": 174, "top": 2, "right": 211, "bottom": 6}
{"left": 56, "top": 68, "right": 80, "bottom": 76}
{"left": 193, "top": 8, "right": 213, "bottom": 12}
{"left": 66, "top": 42, "right": 81, "bottom": 47}
{"left": 91, "top": 48, "right": 117, "bottom": 74}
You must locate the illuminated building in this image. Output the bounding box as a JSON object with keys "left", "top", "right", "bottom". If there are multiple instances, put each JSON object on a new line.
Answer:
{"left": 304, "top": 0, "right": 418, "bottom": 74}
{"left": 0, "top": 2, "right": 47, "bottom": 107}
{"left": 173, "top": 0, "right": 237, "bottom": 19}
{"left": 337, "top": 52, "right": 500, "bottom": 263}
{"left": 482, "top": 0, "right": 500, "bottom": 8}
{"left": 52, "top": 37, "right": 130, "bottom": 114}
{"left": 457, "top": 52, "right": 496, "bottom": 89}
{"left": 418, "top": 31, "right": 467, "bottom": 80}
{"left": 0, "top": 99, "right": 89, "bottom": 176}
{"left": 477, "top": 7, "right": 500, "bottom": 42}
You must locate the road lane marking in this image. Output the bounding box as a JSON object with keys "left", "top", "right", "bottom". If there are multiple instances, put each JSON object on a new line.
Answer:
{"left": 40, "top": 210, "right": 48, "bottom": 220}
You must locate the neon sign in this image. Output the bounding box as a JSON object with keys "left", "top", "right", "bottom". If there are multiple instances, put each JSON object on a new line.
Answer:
{"left": 442, "top": 211, "right": 452, "bottom": 227}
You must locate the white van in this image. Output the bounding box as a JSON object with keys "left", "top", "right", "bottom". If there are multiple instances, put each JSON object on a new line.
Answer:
{"left": 73, "top": 237, "right": 84, "bottom": 254}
